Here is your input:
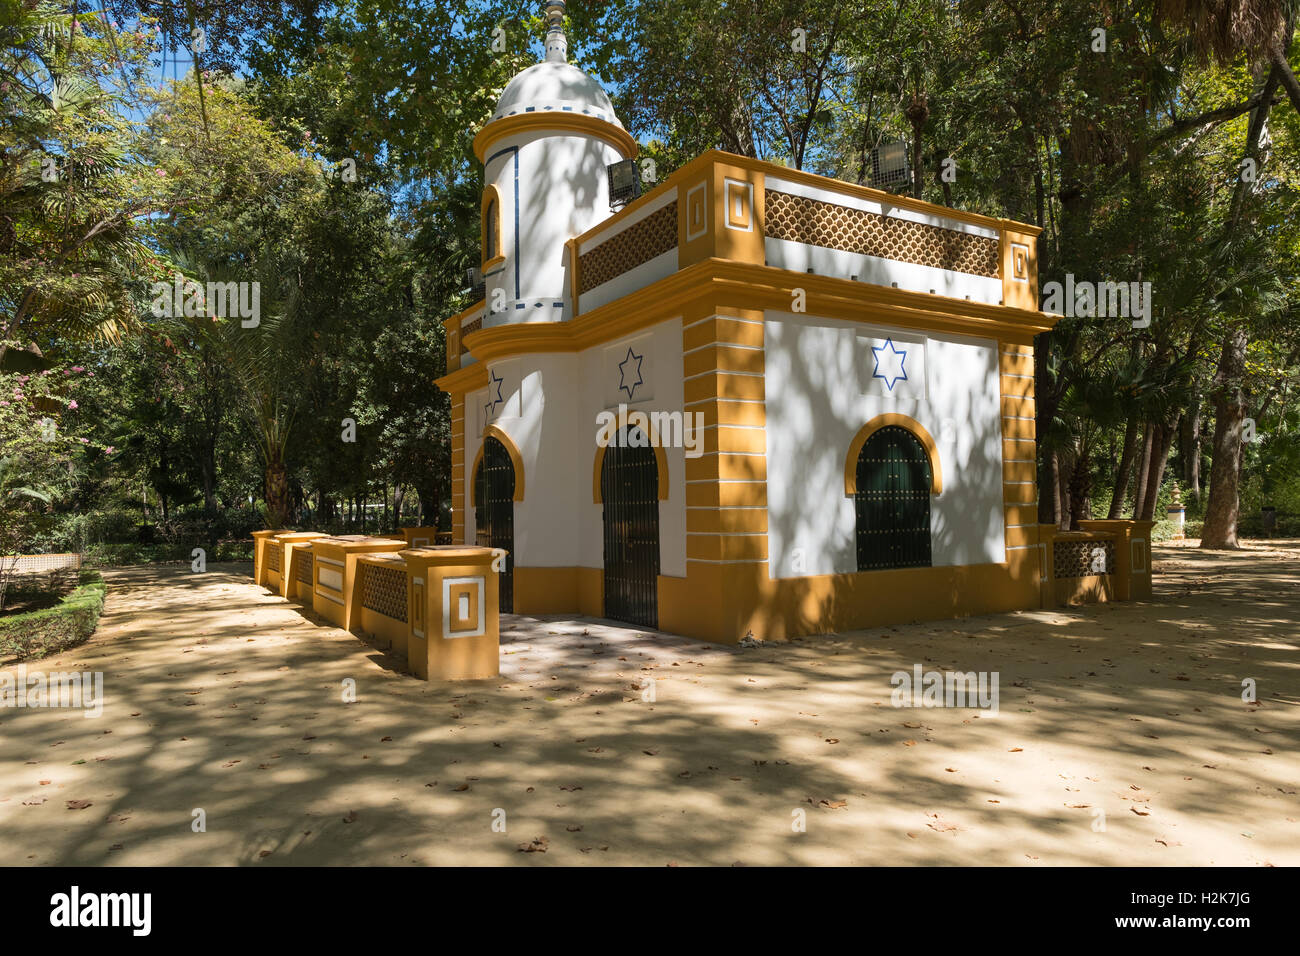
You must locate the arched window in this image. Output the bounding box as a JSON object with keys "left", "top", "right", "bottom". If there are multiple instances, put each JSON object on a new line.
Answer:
{"left": 854, "top": 425, "right": 933, "bottom": 571}
{"left": 481, "top": 186, "right": 504, "bottom": 269}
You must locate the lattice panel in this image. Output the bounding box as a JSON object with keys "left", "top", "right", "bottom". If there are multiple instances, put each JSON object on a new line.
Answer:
{"left": 579, "top": 202, "right": 678, "bottom": 293}
{"left": 1053, "top": 539, "right": 1115, "bottom": 579}
{"left": 459, "top": 316, "right": 482, "bottom": 357}
{"left": 267, "top": 543, "right": 282, "bottom": 573}
{"left": 5, "top": 553, "right": 81, "bottom": 573}
{"left": 764, "top": 190, "right": 1000, "bottom": 278}
{"left": 361, "top": 563, "right": 408, "bottom": 622}
{"left": 295, "top": 550, "right": 313, "bottom": 585}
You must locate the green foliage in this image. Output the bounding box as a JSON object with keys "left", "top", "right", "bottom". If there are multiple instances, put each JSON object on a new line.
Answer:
{"left": 0, "top": 569, "right": 106, "bottom": 661}
{"left": 0, "top": 354, "right": 106, "bottom": 606}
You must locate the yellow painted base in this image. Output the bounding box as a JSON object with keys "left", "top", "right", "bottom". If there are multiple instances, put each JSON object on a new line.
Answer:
{"left": 1055, "top": 573, "right": 1113, "bottom": 606}
{"left": 512, "top": 566, "right": 604, "bottom": 617}
{"left": 358, "top": 605, "right": 408, "bottom": 658}
{"left": 660, "top": 553, "right": 1043, "bottom": 643}
{"left": 511, "top": 554, "right": 1043, "bottom": 644}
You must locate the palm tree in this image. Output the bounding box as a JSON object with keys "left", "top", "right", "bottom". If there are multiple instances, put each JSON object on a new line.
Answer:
{"left": 0, "top": 4, "right": 151, "bottom": 364}
{"left": 1158, "top": 1, "right": 1300, "bottom": 110}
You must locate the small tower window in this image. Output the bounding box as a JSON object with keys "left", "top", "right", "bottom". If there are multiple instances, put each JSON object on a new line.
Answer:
{"left": 482, "top": 186, "right": 504, "bottom": 269}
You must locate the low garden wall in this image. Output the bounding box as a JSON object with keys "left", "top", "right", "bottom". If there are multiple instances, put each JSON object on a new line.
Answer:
{"left": 252, "top": 534, "right": 501, "bottom": 681}
{"left": 1038, "top": 520, "right": 1153, "bottom": 608}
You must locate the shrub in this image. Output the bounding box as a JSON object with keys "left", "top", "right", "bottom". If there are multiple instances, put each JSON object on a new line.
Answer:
{"left": 0, "top": 570, "right": 107, "bottom": 661}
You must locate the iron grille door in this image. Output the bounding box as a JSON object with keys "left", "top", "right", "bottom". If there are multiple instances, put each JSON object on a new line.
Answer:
{"left": 601, "top": 427, "right": 659, "bottom": 627}
{"left": 474, "top": 436, "right": 515, "bottom": 612}
{"left": 855, "top": 425, "right": 932, "bottom": 571}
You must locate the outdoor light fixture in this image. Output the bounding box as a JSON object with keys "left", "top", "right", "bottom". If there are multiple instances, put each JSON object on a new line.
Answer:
{"left": 607, "top": 159, "right": 642, "bottom": 210}
{"left": 870, "top": 139, "right": 910, "bottom": 191}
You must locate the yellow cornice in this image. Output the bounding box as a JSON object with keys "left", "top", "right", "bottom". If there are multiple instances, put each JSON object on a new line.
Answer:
{"left": 457, "top": 259, "right": 1056, "bottom": 367}
{"left": 435, "top": 361, "right": 488, "bottom": 396}
{"left": 474, "top": 112, "right": 638, "bottom": 163}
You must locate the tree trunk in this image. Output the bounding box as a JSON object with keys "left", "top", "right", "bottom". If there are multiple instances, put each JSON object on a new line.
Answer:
{"left": 1269, "top": 35, "right": 1300, "bottom": 113}
{"left": 1139, "top": 420, "right": 1176, "bottom": 521}
{"left": 1068, "top": 443, "right": 1092, "bottom": 531}
{"left": 1202, "top": 327, "right": 1249, "bottom": 548}
{"left": 393, "top": 484, "right": 406, "bottom": 531}
{"left": 1056, "top": 446, "right": 1074, "bottom": 530}
{"left": 1182, "top": 399, "right": 1202, "bottom": 501}
{"left": 1108, "top": 416, "right": 1139, "bottom": 518}
{"left": 263, "top": 447, "right": 289, "bottom": 528}
{"left": 1132, "top": 424, "right": 1154, "bottom": 520}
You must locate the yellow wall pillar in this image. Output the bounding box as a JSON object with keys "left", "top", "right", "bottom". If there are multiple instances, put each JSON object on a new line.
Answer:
{"left": 274, "top": 532, "right": 326, "bottom": 601}
{"left": 401, "top": 546, "right": 501, "bottom": 680}
{"left": 251, "top": 529, "right": 284, "bottom": 590}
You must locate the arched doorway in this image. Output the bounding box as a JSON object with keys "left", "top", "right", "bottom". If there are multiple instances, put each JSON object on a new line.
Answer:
{"left": 855, "top": 425, "right": 932, "bottom": 571}
{"left": 601, "top": 426, "right": 659, "bottom": 627}
{"left": 474, "top": 435, "right": 515, "bottom": 612}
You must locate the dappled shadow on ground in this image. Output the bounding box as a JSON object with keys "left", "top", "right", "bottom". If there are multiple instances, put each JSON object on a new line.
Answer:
{"left": 0, "top": 546, "right": 1296, "bottom": 866}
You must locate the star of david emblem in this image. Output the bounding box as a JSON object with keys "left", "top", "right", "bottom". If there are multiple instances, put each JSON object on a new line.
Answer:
{"left": 871, "top": 338, "right": 908, "bottom": 392}
{"left": 484, "top": 367, "right": 505, "bottom": 419}
{"left": 617, "top": 346, "right": 644, "bottom": 400}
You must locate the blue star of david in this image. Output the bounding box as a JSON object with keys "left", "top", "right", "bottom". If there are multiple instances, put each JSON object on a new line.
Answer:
{"left": 871, "top": 338, "right": 908, "bottom": 391}
{"left": 484, "top": 368, "right": 505, "bottom": 418}
{"left": 618, "top": 347, "right": 644, "bottom": 400}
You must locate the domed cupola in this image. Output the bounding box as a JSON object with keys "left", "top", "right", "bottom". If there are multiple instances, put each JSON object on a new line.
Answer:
{"left": 473, "top": 1, "right": 637, "bottom": 327}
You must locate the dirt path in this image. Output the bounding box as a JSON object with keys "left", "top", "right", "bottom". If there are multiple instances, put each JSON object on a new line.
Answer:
{"left": 1, "top": 542, "right": 1296, "bottom": 866}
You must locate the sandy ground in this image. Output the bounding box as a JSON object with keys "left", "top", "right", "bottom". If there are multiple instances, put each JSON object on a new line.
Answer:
{"left": 1, "top": 541, "right": 1296, "bottom": 866}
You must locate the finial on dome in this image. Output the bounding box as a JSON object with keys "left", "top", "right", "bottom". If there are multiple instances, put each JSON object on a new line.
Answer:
{"left": 544, "top": 1, "right": 568, "bottom": 63}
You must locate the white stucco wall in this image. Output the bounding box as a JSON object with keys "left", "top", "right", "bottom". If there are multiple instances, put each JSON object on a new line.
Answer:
{"left": 764, "top": 310, "right": 1005, "bottom": 578}
{"left": 464, "top": 317, "right": 687, "bottom": 578}
{"left": 482, "top": 129, "right": 626, "bottom": 326}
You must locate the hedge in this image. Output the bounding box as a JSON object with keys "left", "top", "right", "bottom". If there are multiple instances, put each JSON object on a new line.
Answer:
{"left": 0, "top": 570, "right": 107, "bottom": 662}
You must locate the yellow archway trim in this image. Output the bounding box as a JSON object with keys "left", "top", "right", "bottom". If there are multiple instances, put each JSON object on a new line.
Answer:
{"left": 844, "top": 414, "right": 943, "bottom": 496}
{"left": 474, "top": 113, "right": 638, "bottom": 164}
{"left": 592, "top": 409, "right": 670, "bottom": 503}
{"left": 470, "top": 425, "right": 526, "bottom": 506}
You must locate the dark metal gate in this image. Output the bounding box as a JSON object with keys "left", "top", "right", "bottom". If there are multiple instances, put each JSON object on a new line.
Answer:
{"left": 855, "top": 425, "right": 932, "bottom": 571}
{"left": 601, "top": 427, "right": 659, "bottom": 627}
{"left": 474, "top": 436, "right": 514, "bottom": 612}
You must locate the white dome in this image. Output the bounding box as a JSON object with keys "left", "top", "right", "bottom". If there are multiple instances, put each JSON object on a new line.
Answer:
{"left": 491, "top": 61, "right": 622, "bottom": 127}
